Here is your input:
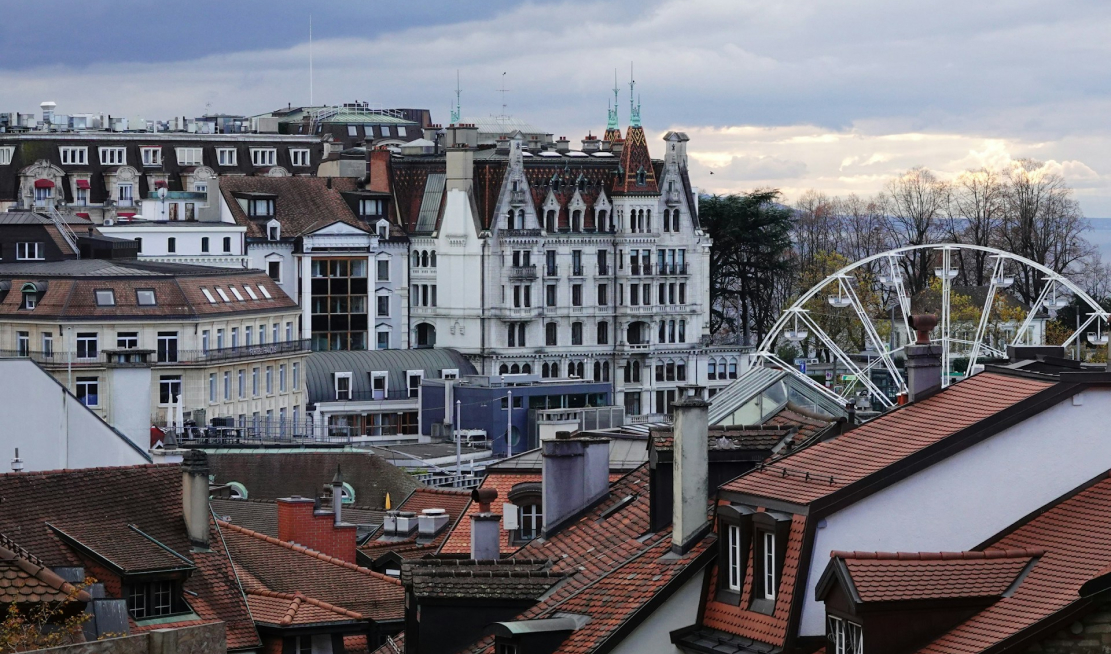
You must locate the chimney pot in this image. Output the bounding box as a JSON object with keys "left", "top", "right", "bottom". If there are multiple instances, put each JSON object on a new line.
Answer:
{"left": 541, "top": 434, "right": 610, "bottom": 537}
{"left": 469, "top": 490, "right": 501, "bottom": 560}
{"left": 671, "top": 386, "right": 710, "bottom": 554}
{"left": 471, "top": 487, "right": 497, "bottom": 513}
{"left": 905, "top": 315, "right": 942, "bottom": 402}
{"left": 181, "top": 450, "right": 211, "bottom": 547}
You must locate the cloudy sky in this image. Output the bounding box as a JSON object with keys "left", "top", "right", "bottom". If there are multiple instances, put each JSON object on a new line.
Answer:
{"left": 5, "top": 0, "right": 1111, "bottom": 213}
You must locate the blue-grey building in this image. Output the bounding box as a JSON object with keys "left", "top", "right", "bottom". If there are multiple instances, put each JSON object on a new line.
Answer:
{"left": 421, "top": 374, "right": 613, "bottom": 456}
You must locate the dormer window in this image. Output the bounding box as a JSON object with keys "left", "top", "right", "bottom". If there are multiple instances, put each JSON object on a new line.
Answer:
{"left": 290, "top": 149, "right": 310, "bottom": 167}
{"left": 335, "top": 372, "right": 352, "bottom": 400}
{"left": 267, "top": 220, "right": 280, "bottom": 241}
{"left": 376, "top": 220, "right": 389, "bottom": 239}
{"left": 243, "top": 198, "right": 275, "bottom": 217}
{"left": 20, "top": 283, "right": 38, "bottom": 310}
{"left": 250, "top": 148, "right": 277, "bottom": 167}
{"left": 359, "top": 199, "right": 383, "bottom": 216}
{"left": 828, "top": 616, "right": 863, "bottom": 654}
{"left": 750, "top": 510, "right": 792, "bottom": 613}
{"left": 140, "top": 147, "right": 161, "bottom": 166}
{"left": 636, "top": 168, "right": 647, "bottom": 186}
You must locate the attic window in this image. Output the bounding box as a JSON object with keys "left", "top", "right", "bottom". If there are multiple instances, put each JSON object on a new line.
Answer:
{"left": 20, "top": 283, "right": 38, "bottom": 310}
{"left": 136, "top": 289, "right": 157, "bottom": 306}
{"left": 95, "top": 289, "right": 116, "bottom": 306}
{"left": 201, "top": 288, "right": 216, "bottom": 303}
{"left": 828, "top": 616, "right": 863, "bottom": 654}
{"left": 257, "top": 284, "right": 272, "bottom": 299}
{"left": 335, "top": 372, "right": 352, "bottom": 400}
{"left": 267, "top": 221, "right": 280, "bottom": 241}
{"left": 359, "top": 199, "right": 383, "bottom": 216}
{"left": 636, "top": 168, "right": 646, "bottom": 186}
{"left": 215, "top": 287, "right": 230, "bottom": 302}
{"left": 248, "top": 199, "right": 274, "bottom": 217}
{"left": 244, "top": 285, "right": 258, "bottom": 300}
{"left": 750, "top": 511, "right": 792, "bottom": 614}
{"left": 229, "top": 286, "right": 244, "bottom": 301}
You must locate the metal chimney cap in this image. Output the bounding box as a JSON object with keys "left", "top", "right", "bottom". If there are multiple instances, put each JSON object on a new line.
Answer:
{"left": 331, "top": 464, "right": 344, "bottom": 486}
{"left": 909, "top": 314, "right": 938, "bottom": 345}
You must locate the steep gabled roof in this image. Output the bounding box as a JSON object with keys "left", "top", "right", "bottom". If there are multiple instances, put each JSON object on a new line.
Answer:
{"left": 0, "top": 533, "right": 92, "bottom": 604}
{"left": 360, "top": 487, "right": 471, "bottom": 560}
{"left": 612, "top": 127, "right": 658, "bottom": 194}
{"left": 219, "top": 520, "right": 403, "bottom": 623}
{"left": 721, "top": 373, "right": 1057, "bottom": 507}
{"left": 218, "top": 176, "right": 365, "bottom": 239}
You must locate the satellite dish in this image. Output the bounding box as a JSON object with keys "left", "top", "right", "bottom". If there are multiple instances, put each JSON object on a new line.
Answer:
{"left": 157, "top": 186, "right": 167, "bottom": 200}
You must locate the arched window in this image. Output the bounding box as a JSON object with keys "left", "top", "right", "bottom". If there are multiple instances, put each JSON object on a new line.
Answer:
{"left": 421, "top": 251, "right": 429, "bottom": 267}
{"left": 669, "top": 320, "right": 676, "bottom": 343}
{"left": 517, "top": 323, "right": 526, "bottom": 347}
{"left": 507, "top": 324, "right": 516, "bottom": 347}
{"left": 728, "top": 360, "right": 738, "bottom": 379}
{"left": 602, "top": 362, "right": 610, "bottom": 382}
{"left": 430, "top": 251, "right": 437, "bottom": 267}
{"left": 708, "top": 360, "right": 717, "bottom": 380}
{"left": 415, "top": 323, "right": 436, "bottom": 348}
{"left": 545, "top": 322, "right": 557, "bottom": 346}
{"left": 597, "top": 209, "right": 608, "bottom": 232}
{"left": 545, "top": 210, "right": 556, "bottom": 232}
{"left": 636, "top": 168, "right": 646, "bottom": 185}
{"left": 517, "top": 209, "right": 526, "bottom": 229}
{"left": 659, "top": 321, "right": 666, "bottom": 343}
{"left": 678, "top": 320, "right": 686, "bottom": 342}
{"left": 597, "top": 321, "right": 609, "bottom": 345}
{"left": 551, "top": 362, "right": 559, "bottom": 378}
{"left": 594, "top": 361, "right": 601, "bottom": 380}
{"left": 662, "top": 209, "right": 670, "bottom": 232}
{"left": 500, "top": 364, "right": 509, "bottom": 375}
{"left": 511, "top": 363, "right": 521, "bottom": 374}
{"left": 632, "top": 361, "right": 641, "bottom": 383}
{"left": 542, "top": 363, "right": 550, "bottom": 378}
{"left": 623, "top": 364, "right": 631, "bottom": 384}
{"left": 411, "top": 251, "right": 420, "bottom": 267}
{"left": 201, "top": 236, "right": 210, "bottom": 253}
{"left": 507, "top": 210, "right": 514, "bottom": 229}
{"left": 571, "top": 210, "right": 582, "bottom": 232}
{"left": 508, "top": 482, "right": 543, "bottom": 543}
{"left": 20, "top": 282, "right": 38, "bottom": 310}
{"left": 672, "top": 210, "right": 680, "bottom": 232}
{"left": 645, "top": 209, "right": 651, "bottom": 232}
{"left": 522, "top": 363, "right": 532, "bottom": 374}
{"left": 227, "top": 482, "right": 248, "bottom": 499}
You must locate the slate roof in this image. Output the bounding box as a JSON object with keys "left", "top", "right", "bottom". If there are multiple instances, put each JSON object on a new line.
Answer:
{"left": 831, "top": 549, "right": 1040, "bottom": 603}
{"left": 651, "top": 425, "right": 794, "bottom": 453}
{"left": 305, "top": 348, "right": 476, "bottom": 404}
{"left": 672, "top": 626, "right": 783, "bottom": 654}
{"left": 218, "top": 520, "right": 404, "bottom": 623}
{"left": 401, "top": 559, "right": 566, "bottom": 600}
{"left": 0, "top": 465, "right": 259, "bottom": 650}
{"left": 217, "top": 176, "right": 368, "bottom": 239}
{"left": 722, "top": 373, "right": 1055, "bottom": 506}
{"left": 0, "top": 533, "right": 92, "bottom": 604}
{"left": 206, "top": 451, "right": 419, "bottom": 511}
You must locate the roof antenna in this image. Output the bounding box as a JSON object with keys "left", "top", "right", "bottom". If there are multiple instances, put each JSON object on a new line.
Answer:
{"left": 309, "top": 14, "right": 314, "bottom": 106}
{"left": 497, "top": 72, "right": 511, "bottom": 125}
{"left": 607, "top": 69, "right": 619, "bottom": 132}
{"left": 450, "top": 70, "right": 462, "bottom": 125}
{"left": 629, "top": 62, "right": 641, "bottom": 128}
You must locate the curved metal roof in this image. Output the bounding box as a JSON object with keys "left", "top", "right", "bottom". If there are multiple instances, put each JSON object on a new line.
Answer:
{"left": 305, "top": 348, "right": 476, "bottom": 403}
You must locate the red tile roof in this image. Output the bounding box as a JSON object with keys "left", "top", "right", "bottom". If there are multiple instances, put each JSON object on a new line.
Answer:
{"left": 722, "top": 373, "right": 1055, "bottom": 506}
{"left": 218, "top": 520, "right": 403, "bottom": 623}
{"left": 438, "top": 472, "right": 625, "bottom": 557}
{"left": 360, "top": 487, "right": 471, "bottom": 560}
{"left": 0, "top": 533, "right": 91, "bottom": 604}
{"left": 834, "top": 549, "right": 1040, "bottom": 603}
{"left": 246, "top": 589, "right": 363, "bottom": 627}
{"left": 218, "top": 176, "right": 367, "bottom": 239}
{"left": 0, "top": 465, "right": 259, "bottom": 650}
{"left": 916, "top": 474, "right": 1111, "bottom": 653}
{"left": 459, "top": 464, "right": 716, "bottom": 654}
{"left": 701, "top": 512, "right": 807, "bottom": 648}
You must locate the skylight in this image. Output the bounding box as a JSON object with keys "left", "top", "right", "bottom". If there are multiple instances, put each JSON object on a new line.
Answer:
{"left": 94, "top": 289, "right": 115, "bottom": 306}
{"left": 201, "top": 288, "right": 216, "bottom": 303}
{"left": 258, "top": 285, "right": 272, "bottom": 299}
{"left": 244, "top": 285, "right": 258, "bottom": 300}
{"left": 215, "top": 288, "right": 230, "bottom": 302}
{"left": 230, "top": 286, "right": 244, "bottom": 301}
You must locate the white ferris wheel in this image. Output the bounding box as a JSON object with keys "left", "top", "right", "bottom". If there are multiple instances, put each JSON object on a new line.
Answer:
{"left": 754, "top": 244, "right": 1109, "bottom": 409}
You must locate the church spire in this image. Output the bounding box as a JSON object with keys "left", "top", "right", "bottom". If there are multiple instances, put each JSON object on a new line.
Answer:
{"left": 603, "top": 69, "right": 622, "bottom": 142}
{"left": 450, "top": 70, "right": 461, "bottom": 125}
{"left": 629, "top": 62, "right": 641, "bottom": 128}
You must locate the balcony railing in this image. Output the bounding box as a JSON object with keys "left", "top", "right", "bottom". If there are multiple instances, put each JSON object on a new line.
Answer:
{"left": 544, "top": 265, "right": 559, "bottom": 277}
{"left": 665, "top": 189, "right": 681, "bottom": 206}
{"left": 329, "top": 389, "right": 415, "bottom": 402}
{"left": 509, "top": 265, "right": 538, "bottom": 281}
{"left": 597, "top": 264, "right": 610, "bottom": 276}
{"left": 570, "top": 265, "right": 585, "bottom": 277}
{"left": 509, "top": 189, "right": 528, "bottom": 205}
{"left": 1, "top": 339, "right": 310, "bottom": 368}
{"left": 656, "top": 263, "right": 689, "bottom": 275}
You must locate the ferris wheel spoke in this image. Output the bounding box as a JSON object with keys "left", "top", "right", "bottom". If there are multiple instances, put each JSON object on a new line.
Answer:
{"left": 1062, "top": 312, "right": 1104, "bottom": 348}
{"left": 840, "top": 277, "right": 906, "bottom": 391}
{"left": 967, "top": 256, "right": 1006, "bottom": 376}
{"left": 1010, "top": 278, "right": 1056, "bottom": 347}
{"left": 796, "top": 311, "right": 894, "bottom": 407}
{"left": 759, "top": 351, "right": 845, "bottom": 406}
{"left": 886, "top": 255, "right": 915, "bottom": 343}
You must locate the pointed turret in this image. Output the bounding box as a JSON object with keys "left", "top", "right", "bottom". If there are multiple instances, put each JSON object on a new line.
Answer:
{"left": 603, "top": 70, "right": 621, "bottom": 143}
{"left": 612, "top": 68, "right": 657, "bottom": 195}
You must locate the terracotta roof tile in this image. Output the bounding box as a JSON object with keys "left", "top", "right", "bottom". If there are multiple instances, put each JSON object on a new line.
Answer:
{"left": 836, "top": 549, "right": 1040, "bottom": 603}
{"left": 246, "top": 589, "right": 363, "bottom": 627}
{"left": 401, "top": 559, "right": 566, "bottom": 600}
{"left": 359, "top": 487, "right": 470, "bottom": 560}
{"left": 218, "top": 176, "right": 367, "bottom": 239}
{"left": 0, "top": 534, "right": 91, "bottom": 604}
{"left": 723, "top": 373, "right": 1055, "bottom": 506}
{"left": 916, "top": 475, "right": 1111, "bottom": 653}
{"left": 218, "top": 520, "right": 403, "bottom": 622}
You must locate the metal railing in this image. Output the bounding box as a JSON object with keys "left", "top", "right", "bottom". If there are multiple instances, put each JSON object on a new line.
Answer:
{"left": 1, "top": 339, "right": 309, "bottom": 368}
{"left": 656, "top": 263, "right": 689, "bottom": 275}
{"left": 509, "top": 265, "right": 538, "bottom": 280}
{"left": 330, "top": 389, "right": 416, "bottom": 402}
{"left": 544, "top": 264, "right": 559, "bottom": 277}
{"left": 163, "top": 417, "right": 422, "bottom": 447}
{"left": 172, "top": 339, "right": 310, "bottom": 364}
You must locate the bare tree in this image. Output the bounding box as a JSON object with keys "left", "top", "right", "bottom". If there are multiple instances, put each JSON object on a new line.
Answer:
{"left": 880, "top": 167, "right": 949, "bottom": 294}
{"left": 792, "top": 190, "right": 841, "bottom": 280}
{"left": 835, "top": 194, "right": 889, "bottom": 273}
{"left": 997, "top": 159, "right": 1093, "bottom": 303}
{"left": 946, "top": 167, "right": 1005, "bottom": 285}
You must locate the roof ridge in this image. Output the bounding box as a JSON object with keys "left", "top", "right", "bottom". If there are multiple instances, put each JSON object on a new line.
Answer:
{"left": 217, "top": 520, "right": 401, "bottom": 586}
{"left": 832, "top": 548, "right": 1045, "bottom": 561}
{"left": 0, "top": 463, "right": 164, "bottom": 479}
{"left": 413, "top": 486, "right": 471, "bottom": 496}
{"left": 0, "top": 533, "right": 92, "bottom": 602}
{"left": 246, "top": 588, "right": 364, "bottom": 622}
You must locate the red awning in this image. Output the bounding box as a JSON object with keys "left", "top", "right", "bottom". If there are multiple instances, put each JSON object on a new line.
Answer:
{"left": 154, "top": 180, "right": 167, "bottom": 188}
{"left": 75, "top": 212, "right": 90, "bottom": 218}
{"left": 118, "top": 212, "right": 137, "bottom": 218}
{"left": 75, "top": 179, "right": 90, "bottom": 189}
{"left": 34, "top": 179, "right": 54, "bottom": 189}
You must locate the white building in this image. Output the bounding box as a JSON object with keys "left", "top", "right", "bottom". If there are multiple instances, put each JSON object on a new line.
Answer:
{"left": 387, "top": 114, "right": 743, "bottom": 415}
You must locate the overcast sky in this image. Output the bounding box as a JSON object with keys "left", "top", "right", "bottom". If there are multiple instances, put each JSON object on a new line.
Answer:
{"left": 5, "top": 0, "right": 1111, "bottom": 213}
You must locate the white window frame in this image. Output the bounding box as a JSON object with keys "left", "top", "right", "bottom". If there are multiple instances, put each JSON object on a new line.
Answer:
{"left": 371, "top": 371, "right": 388, "bottom": 399}
{"left": 0, "top": 146, "right": 13, "bottom": 165}
{"left": 140, "top": 147, "right": 162, "bottom": 166}
{"left": 293, "top": 362, "right": 300, "bottom": 390}
{"left": 60, "top": 147, "right": 88, "bottom": 166}
{"left": 224, "top": 371, "right": 231, "bottom": 401}
{"left": 201, "top": 288, "right": 217, "bottom": 303}
{"left": 250, "top": 148, "right": 277, "bottom": 167}
{"left": 100, "top": 147, "right": 127, "bottom": 165}
{"left": 376, "top": 256, "right": 390, "bottom": 282}
{"left": 406, "top": 370, "right": 423, "bottom": 399}
{"left": 75, "top": 377, "right": 100, "bottom": 407}
{"left": 727, "top": 524, "right": 742, "bottom": 591}
{"left": 258, "top": 284, "right": 272, "bottom": 299}
{"left": 377, "top": 329, "right": 390, "bottom": 350}
{"left": 290, "top": 149, "right": 310, "bottom": 167}
{"left": 217, "top": 148, "right": 237, "bottom": 166}
{"left": 175, "top": 147, "right": 203, "bottom": 166}
{"left": 209, "top": 373, "right": 217, "bottom": 404}
{"left": 763, "top": 531, "right": 776, "bottom": 600}
{"left": 335, "top": 372, "right": 352, "bottom": 400}
{"left": 442, "top": 369, "right": 459, "bottom": 380}
{"left": 279, "top": 363, "right": 287, "bottom": 392}
{"left": 215, "top": 287, "right": 230, "bottom": 302}
{"left": 16, "top": 242, "right": 44, "bottom": 261}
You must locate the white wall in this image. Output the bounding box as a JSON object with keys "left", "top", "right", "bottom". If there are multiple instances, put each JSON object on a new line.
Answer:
{"left": 609, "top": 567, "right": 706, "bottom": 654}
{"left": 0, "top": 359, "right": 151, "bottom": 472}
{"left": 799, "top": 388, "right": 1111, "bottom": 636}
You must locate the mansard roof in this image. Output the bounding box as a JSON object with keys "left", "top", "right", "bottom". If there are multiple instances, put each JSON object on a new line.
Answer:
{"left": 612, "top": 126, "right": 659, "bottom": 195}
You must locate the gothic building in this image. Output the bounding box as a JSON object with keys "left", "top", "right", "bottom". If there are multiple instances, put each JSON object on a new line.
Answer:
{"left": 387, "top": 103, "right": 743, "bottom": 416}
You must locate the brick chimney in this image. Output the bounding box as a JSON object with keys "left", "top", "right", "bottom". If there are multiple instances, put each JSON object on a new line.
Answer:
{"left": 367, "top": 148, "right": 391, "bottom": 193}
{"left": 905, "top": 315, "right": 942, "bottom": 403}
{"left": 181, "top": 450, "right": 210, "bottom": 548}
{"left": 672, "top": 386, "right": 710, "bottom": 554}
{"left": 541, "top": 431, "right": 610, "bottom": 537}
{"left": 277, "top": 495, "right": 357, "bottom": 563}
{"left": 469, "top": 488, "right": 500, "bottom": 561}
